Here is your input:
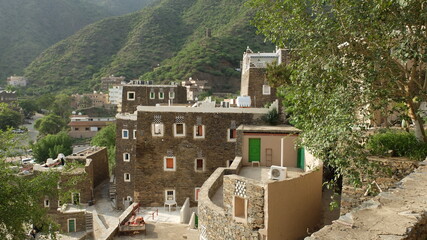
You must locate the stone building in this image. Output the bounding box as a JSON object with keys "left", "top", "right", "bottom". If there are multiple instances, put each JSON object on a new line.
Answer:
{"left": 181, "top": 77, "right": 211, "bottom": 101}
{"left": 240, "top": 47, "right": 291, "bottom": 108}
{"left": 0, "top": 90, "right": 17, "bottom": 103}
{"left": 113, "top": 101, "right": 278, "bottom": 209}
{"left": 33, "top": 147, "right": 109, "bottom": 234}
{"left": 7, "top": 76, "right": 27, "bottom": 87}
{"left": 71, "top": 91, "right": 110, "bottom": 109}
{"left": 68, "top": 115, "right": 115, "bottom": 138}
{"left": 120, "top": 83, "right": 187, "bottom": 113}
{"left": 198, "top": 125, "right": 323, "bottom": 240}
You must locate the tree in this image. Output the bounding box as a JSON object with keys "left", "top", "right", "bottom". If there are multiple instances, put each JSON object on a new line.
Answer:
{"left": 78, "top": 95, "right": 93, "bottom": 109}
{"left": 32, "top": 132, "right": 73, "bottom": 163}
{"left": 0, "top": 103, "right": 23, "bottom": 130}
{"left": 50, "top": 94, "right": 72, "bottom": 119}
{"left": 91, "top": 123, "right": 116, "bottom": 173}
{"left": 19, "top": 99, "right": 39, "bottom": 119}
{"left": 0, "top": 129, "right": 60, "bottom": 239}
{"left": 34, "top": 113, "right": 67, "bottom": 136}
{"left": 247, "top": 0, "right": 427, "bottom": 186}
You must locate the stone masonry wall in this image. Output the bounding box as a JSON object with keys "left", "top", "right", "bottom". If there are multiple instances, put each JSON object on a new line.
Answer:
{"left": 115, "top": 118, "right": 137, "bottom": 209}
{"left": 131, "top": 111, "right": 258, "bottom": 207}
{"left": 86, "top": 147, "right": 109, "bottom": 187}
{"left": 52, "top": 211, "right": 87, "bottom": 233}
{"left": 307, "top": 159, "right": 427, "bottom": 240}
{"left": 241, "top": 68, "right": 277, "bottom": 108}
{"left": 121, "top": 85, "right": 187, "bottom": 113}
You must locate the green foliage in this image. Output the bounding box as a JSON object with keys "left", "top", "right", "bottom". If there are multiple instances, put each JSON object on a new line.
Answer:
{"left": 0, "top": 103, "right": 23, "bottom": 130}
{"left": 19, "top": 98, "right": 39, "bottom": 119}
{"left": 24, "top": 0, "right": 273, "bottom": 93}
{"left": 367, "top": 130, "right": 427, "bottom": 161}
{"left": 82, "top": 0, "right": 156, "bottom": 15}
{"left": 50, "top": 94, "right": 73, "bottom": 119}
{"left": 32, "top": 132, "right": 73, "bottom": 163}
{"left": 34, "top": 114, "right": 67, "bottom": 136}
{"left": 91, "top": 124, "right": 116, "bottom": 173}
{"left": 0, "top": 129, "right": 60, "bottom": 239}
{"left": 248, "top": 0, "right": 427, "bottom": 188}
{"left": 262, "top": 108, "right": 280, "bottom": 126}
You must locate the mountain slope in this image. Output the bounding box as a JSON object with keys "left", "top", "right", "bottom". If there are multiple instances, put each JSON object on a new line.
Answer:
{"left": 24, "top": 0, "right": 273, "bottom": 93}
{"left": 83, "top": 0, "right": 158, "bottom": 15}
{"left": 0, "top": 0, "right": 111, "bottom": 82}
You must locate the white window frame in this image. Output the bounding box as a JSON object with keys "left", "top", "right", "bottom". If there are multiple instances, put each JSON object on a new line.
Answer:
{"left": 193, "top": 125, "right": 205, "bottom": 139}
{"left": 149, "top": 91, "right": 155, "bottom": 99}
{"left": 262, "top": 85, "right": 271, "bottom": 95}
{"left": 67, "top": 218, "right": 77, "bottom": 233}
{"left": 124, "top": 173, "right": 131, "bottom": 182}
{"left": 159, "top": 91, "right": 164, "bottom": 99}
{"left": 165, "top": 189, "right": 176, "bottom": 201}
{"left": 127, "top": 91, "right": 136, "bottom": 100}
{"left": 227, "top": 128, "right": 237, "bottom": 142}
{"left": 164, "top": 156, "right": 176, "bottom": 171}
{"left": 71, "top": 192, "right": 80, "bottom": 205}
{"left": 44, "top": 198, "right": 50, "bottom": 208}
{"left": 123, "top": 153, "right": 130, "bottom": 162}
{"left": 122, "top": 129, "right": 129, "bottom": 139}
{"left": 195, "top": 188, "right": 201, "bottom": 201}
{"left": 151, "top": 123, "right": 164, "bottom": 137}
{"left": 169, "top": 91, "right": 175, "bottom": 99}
{"left": 173, "top": 123, "right": 186, "bottom": 137}
{"left": 194, "top": 158, "right": 205, "bottom": 172}
{"left": 133, "top": 129, "right": 137, "bottom": 139}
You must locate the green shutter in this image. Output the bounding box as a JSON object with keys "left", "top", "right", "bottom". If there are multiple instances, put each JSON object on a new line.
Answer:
{"left": 297, "top": 147, "right": 305, "bottom": 169}
{"left": 249, "top": 138, "right": 261, "bottom": 162}
{"left": 68, "top": 219, "right": 75, "bottom": 232}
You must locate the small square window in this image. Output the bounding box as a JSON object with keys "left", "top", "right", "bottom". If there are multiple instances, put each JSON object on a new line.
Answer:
{"left": 152, "top": 123, "right": 164, "bottom": 137}
{"left": 133, "top": 130, "right": 137, "bottom": 139}
{"left": 195, "top": 158, "right": 204, "bottom": 172}
{"left": 227, "top": 129, "right": 237, "bottom": 142}
{"left": 234, "top": 196, "right": 247, "bottom": 221}
{"left": 124, "top": 173, "right": 131, "bottom": 182}
{"left": 127, "top": 91, "right": 136, "bottom": 100}
{"left": 174, "top": 123, "right": 185, "bottom": 137}
{"left": 123, "top": 153, "right": 130, "bottom": 162}
{"left": 194, "top": 125, "right": 205, "bottom": 139}
{"left": 195, "top": 188, "right": 201, "bottom": 201}
{"left": 169, "top": 92, "right": 175, "bottom": 99}
{"left": 164, "top": 157, "right": 176, "bottom": 171}
{"left": 75, "top": 127, "right": 79, "bottom": 131}
{"left": 262, "top": 85, "right": 271, "bottom": 95}
{"left": 85, "top": 127, "right": 89, "bottom": 131}
{"left": 72, "top": 193, "right": 80, "bottom": 205}
{"left": 150, "top": 91, "right": 155, "bottom": 99}
{"left": 122, "top": 129, "right": 129, "bottom": 139}
{"left": 159, "top": 92, "right": 164, "bottom": 99}
{"left": 165, "top": 190, "right": 175, "bottom": 201}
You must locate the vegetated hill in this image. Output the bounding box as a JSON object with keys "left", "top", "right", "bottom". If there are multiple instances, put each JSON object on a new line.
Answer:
{"left": 83, "top": 0, "right": 158, "bottom": 15}
{"left": 24, "top": 0, "right": 274, "bottom": 94}
{"left": 0, "top": 0, "right": 110, "bottom": 83}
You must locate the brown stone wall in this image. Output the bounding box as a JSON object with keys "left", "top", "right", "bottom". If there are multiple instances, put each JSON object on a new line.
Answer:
{"left": 114, "top": 111, "right": 260, "bottom": 208}
{"left": 51, "top": 211, "right": 87, "bottom": 233}
{"left": 121, "top": 85, "right": 187, "bottom": 113}
{"left": 115, "top": 118, "right": 138, "bottom": 209}
{"left": 86, "top": 147, "right": 109, "bottom": 187}
{"left": 241, "top": 68, "right": 277, "bottom": 108}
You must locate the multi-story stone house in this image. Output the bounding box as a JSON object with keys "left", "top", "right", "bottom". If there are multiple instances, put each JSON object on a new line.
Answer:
{"left": 0, "top": 90, "right": 17, "bottom": 103}
{"left": 100, "top": 75, "right": 126, "bottom": 91}
{"left": 32, "top": 147, "right": 109, "bottom": 234}
{"left": 181, "top": 77, "right": 211, "bottom": 101}
{"left": 68, "top": 114, "right": 115, "bottom": 138}
{"left": 7, "top": 76, "right": 27, "bottom": 87}
{"left": 71, "top": 91, "right": 110, "bottom": 109}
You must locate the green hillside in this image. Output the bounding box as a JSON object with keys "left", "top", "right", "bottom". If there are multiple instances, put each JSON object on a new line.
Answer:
{"left": 0, "top": 0, "right": 110, "bottom": 83}
{"left": 83, "top": 0, "right": 158, "bottom": 15}
{"left": 24, "top": 0, "right": 273, "bottom": 93}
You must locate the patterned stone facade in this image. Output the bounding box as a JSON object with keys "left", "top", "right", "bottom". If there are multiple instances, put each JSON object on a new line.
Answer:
{"left": 121, "top": 85, "right": 187, "bottom": 113}
{"left": 114, "top": 109, "right": 265, "bottom": 209}
{"left": 241, "top": 68, "right": 277, "bottom": 108}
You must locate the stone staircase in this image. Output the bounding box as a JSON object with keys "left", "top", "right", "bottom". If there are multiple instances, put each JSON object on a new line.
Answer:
{"left": 85, "top": 213, "right": 93, "bottom": 231}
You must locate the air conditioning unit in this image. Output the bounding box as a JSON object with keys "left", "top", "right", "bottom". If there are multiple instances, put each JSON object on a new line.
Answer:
{"left": 269, "top": 166, "right": 287, "bottom": 181}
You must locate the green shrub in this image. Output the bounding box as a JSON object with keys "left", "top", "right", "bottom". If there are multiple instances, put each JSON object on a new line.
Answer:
{"left": 262, "top": 108, "right": 280, "bottom": 126}
{"left": 366, "top": 130, "right": 427, "bottom": 161}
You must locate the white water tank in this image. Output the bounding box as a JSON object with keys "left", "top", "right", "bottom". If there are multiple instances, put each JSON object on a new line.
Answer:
{"left": 236, "top": 96, "right": 251, "bottom": 107}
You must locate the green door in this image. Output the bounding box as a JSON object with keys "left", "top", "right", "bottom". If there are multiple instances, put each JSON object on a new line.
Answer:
{"left": 297, "top": 147, "right": 305, "bottom": 169}
{"left": 249, "top": 138, "right": 261, "bottom": 162}
{"left": 68, "top": 219, "right": 76, "bottom": 232}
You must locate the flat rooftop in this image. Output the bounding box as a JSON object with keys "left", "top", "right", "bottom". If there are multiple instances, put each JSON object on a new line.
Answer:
{"left": 237, "top": 125, "right": 301, "bottom": 134}
{"left": 238, "top": 166, "right": 305, "bottom": 184}
{"left": 67, "top": 146, "right": 105, "bottom": 160}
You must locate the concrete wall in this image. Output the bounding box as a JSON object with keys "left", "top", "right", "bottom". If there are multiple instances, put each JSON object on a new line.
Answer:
{"left": 241, "top": 134, "right": 298, "bottom": 167}
{"left": 267, "top": 168, "right": 323, "bottom": 240}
